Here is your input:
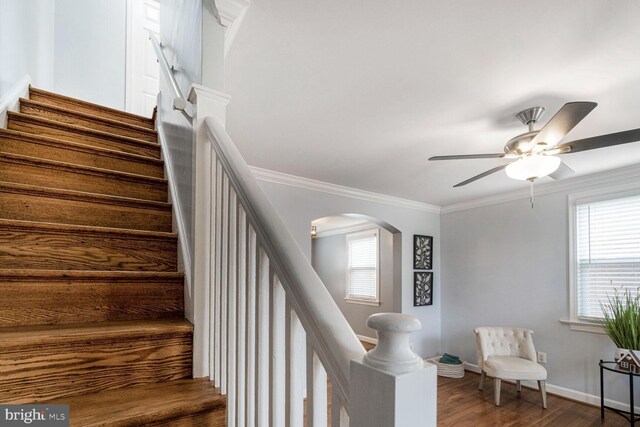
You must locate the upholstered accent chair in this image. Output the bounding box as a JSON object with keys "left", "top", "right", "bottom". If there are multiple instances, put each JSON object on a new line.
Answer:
{"left": 474, "top": 327, "right": 547, "bottom": 408}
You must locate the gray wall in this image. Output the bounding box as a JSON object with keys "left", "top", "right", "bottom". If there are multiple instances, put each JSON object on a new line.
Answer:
{"left": 441, "top": 178, "right": 640, "bottom": 405}
{"left": 0, "top": 0, "right": 55, "bottom": 90}
{"left": 53, "top": 0, "right": 127, "bottom": 109}
{"left": 312, "top": 226, "right": 395, "bottom": 338}
{"left": 256, "top": 180, "right": 441, "bottom": 357}
{"left": 157, "top": 0, "right": 203, "bottom": 264}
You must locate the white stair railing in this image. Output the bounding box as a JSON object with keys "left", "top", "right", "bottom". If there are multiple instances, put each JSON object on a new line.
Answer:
{"left": 198, "top": 115, "right": 436, "bottom": 426}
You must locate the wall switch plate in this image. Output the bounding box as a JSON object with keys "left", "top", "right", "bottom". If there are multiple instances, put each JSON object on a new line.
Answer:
{"left": 537, "top": 351, "right": 547, "bottom": 364}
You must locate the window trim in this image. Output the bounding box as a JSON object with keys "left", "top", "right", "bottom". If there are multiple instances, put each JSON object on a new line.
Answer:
{"left": 345, "top": 228, "right": 380, "bottom": 306}
{"left": 567, "top": 183, "right": 640, "bottom": 332}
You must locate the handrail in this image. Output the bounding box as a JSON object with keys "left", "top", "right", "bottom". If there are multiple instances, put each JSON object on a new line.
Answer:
{"left": 205, "top": 116, "right": 367, "bottom": 409}
{"left": 149, "top": 32, "right": 193, "bottom": 120}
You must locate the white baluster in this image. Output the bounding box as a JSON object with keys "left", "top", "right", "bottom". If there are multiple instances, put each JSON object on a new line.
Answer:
{"left": 285, "top": 304, "right": 304, "bottom": 427}
{"left": 256, "top": 248, "right": 270, "bottom": 427}
{"left": 270, "top": 276, "right": 286, "bottom": 427}
{"left": 306, "top": 341, "right": 327, "bottom": 427}
{"left": 228, "top": 189, "right": 238, "bottom": 426}
{"left": 220, "top": 174, "right": 229, "bottom": 394}
{"left": 237, "top": 207, "right": 247, "bottom": 427}
{"left": 350, "top": 313, "right": 437, "bottom": 427}
{"left": 210, "top": 160, "right": 223, "bottom": 387}
{"left": 213, "top": 161, "right": 223, "bottom": 388}
{"left": 207, "top": 152, "right": 216, "bottom": 379}
{"left": 246, "top": 225, "right": 257, "bottom": 427}
{"left": 331, "top": 391, "right": 348, "bottom": 427}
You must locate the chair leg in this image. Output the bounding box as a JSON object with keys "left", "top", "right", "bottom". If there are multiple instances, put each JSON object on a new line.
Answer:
{"left": 516, "top": 380, "right": 521, "bottom": 392}
{"left": 494, "top": 378, "right": 501, "bottom": 406}
{"left": 538, "top": 380, "right": 547, "bottom": 409}
{"left": 478, "top": 371, "right": 486, "bottom": 390}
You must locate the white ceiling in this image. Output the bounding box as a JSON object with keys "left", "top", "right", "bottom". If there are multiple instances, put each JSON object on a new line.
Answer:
{"left": 226, "top": 0, "right": 640, "bottom": 207}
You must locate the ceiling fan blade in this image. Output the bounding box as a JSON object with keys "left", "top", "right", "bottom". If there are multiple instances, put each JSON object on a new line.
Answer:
{"left": 559, "top": 128, "right": 640, "bottom": 153}
{"left": 453, "top": 164, "right": 509, "bottom": 187}
{"left": 429, "top": 153, "right": 506, "bottom": 160}
{"left": 530, "top": 102, "right": 597, "bottom": 147}
{"left": 548, "top": 161, "right": 575, "bottom": 180}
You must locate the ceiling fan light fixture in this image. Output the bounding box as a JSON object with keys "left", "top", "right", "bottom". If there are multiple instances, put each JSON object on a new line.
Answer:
{"left": 505, "top": 155, "right": 561, "bottom": 181}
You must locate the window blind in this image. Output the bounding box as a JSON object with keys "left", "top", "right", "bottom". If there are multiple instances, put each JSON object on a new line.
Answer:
{"left": 576, "top": 194, "right": 640, "bottom": 319}
{"left": 347, "top": 230, "right": 378, "bottom": 301}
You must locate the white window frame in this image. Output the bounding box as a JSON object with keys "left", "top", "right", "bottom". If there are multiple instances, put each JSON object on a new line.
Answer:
{"left": 566, "top": 184, "right": 640, "bottom": 333}
{"left": 345, "top": 228, "right": 380, "bottom": 306}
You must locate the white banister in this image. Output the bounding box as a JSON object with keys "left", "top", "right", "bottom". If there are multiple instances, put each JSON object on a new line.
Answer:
{"left": 194, "top": 115, "right": 438, "bottom": 427}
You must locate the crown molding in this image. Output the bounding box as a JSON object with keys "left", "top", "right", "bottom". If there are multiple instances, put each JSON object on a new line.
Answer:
{"left": 441, "top": 163, "right": 640, "bottom": 214}
{"left": 315, "top": 222, "right": 377, "bottom": 238}
{"left": 249, "top": 166, "right": 441, "bottom": 214}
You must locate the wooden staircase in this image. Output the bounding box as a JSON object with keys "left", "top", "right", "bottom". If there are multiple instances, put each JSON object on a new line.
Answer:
{"left": 0, "top": 87, "right": 226, "bottom": 426}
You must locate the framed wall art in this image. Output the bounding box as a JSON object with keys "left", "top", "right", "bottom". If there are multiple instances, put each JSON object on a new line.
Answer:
{"left": 414, "top": 272, "right": 433, "bottom": 306}
{"left": 413, "top": 234, "right": 433, "bottom": 270}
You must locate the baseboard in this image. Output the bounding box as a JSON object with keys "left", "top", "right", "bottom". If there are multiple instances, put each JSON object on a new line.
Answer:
{"left": 0, "top": 75, "right": 31, "bottom": 128}
{"left": 356, "top": 334, "right": 377, "bottom": 345}
{"left": 157, "top": 123, "right": 193, "bottom": 321}
{"left": 465, "top": 362, "right": 640, "bottom": 413}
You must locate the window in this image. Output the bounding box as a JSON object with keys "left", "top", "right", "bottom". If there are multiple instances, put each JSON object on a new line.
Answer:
{"left": 346, "top": 229, "right": 379, "bottom": 305}
{"left": 572, "top": 193, "right": 640, "bottom": 321}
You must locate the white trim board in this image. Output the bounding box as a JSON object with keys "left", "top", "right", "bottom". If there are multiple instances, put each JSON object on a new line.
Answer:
{"left": 0, "top": 75, "right": 31, "bottom": 128}
{"left": 157, "top": 123, "right": 193, "bottom": 316}
{"left": 249, "top": 166, "right": 441, "bottom": 214}
{"left": 249, "top": 163, "right": 640, "bottom": 216}
{"left": 464, "top": 362, "right": 640, "bottom": 413}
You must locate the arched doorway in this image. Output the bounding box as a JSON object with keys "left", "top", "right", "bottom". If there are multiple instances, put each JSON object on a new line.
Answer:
{"left": 310, "top": 214, "right": 401, "bottom": 342}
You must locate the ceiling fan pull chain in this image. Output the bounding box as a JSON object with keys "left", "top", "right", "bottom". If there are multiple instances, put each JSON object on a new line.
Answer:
{"left": 529, "top": 180, "right": 535, "bottom": 209}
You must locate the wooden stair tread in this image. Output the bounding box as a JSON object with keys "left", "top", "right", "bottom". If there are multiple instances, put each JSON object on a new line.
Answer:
{"left": 20, "top": 98, "right": 158, "bottom": 142}
{"left": 50, "top": 379, "right": 225, "bottom": 427}
{"left": 0, "top": 151, "right": 167, "bottom": 185}
{"left": 0, "top": 318, "right": 192, "bottom": 342}
{"left": 0, "top": 128, "right": 164, "bottom": 177}
{"left": 0, "top": 180, "right": 171, "bottom": 209}
{"left": 0, "top": 218, "right": 176, "bottom": 239}
{"left": 7, "top": 112, "right": 161, "bottom": 158}
{"left": 29, "top": 86, "right": 155, "bottom": 129}
{"left": 0, "top": 270, "right": 184, "bottom": 326}
{"left": 0, "top": 269, "right": 183, "bottom": 279}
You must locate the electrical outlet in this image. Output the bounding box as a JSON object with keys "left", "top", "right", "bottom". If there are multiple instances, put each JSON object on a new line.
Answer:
{"left": 537, "top": 351, "right": 547, "bottom": 364}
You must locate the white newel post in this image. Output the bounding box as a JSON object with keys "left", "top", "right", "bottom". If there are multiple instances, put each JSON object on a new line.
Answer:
{"left": 350, "top": 313, "right": 437, "bottom": 427}
{"left": 190, "top": 84, "right": 231, "bottom": 378}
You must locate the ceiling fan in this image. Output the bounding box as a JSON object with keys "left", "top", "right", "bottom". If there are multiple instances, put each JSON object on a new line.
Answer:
{"left": 429, "top": 102, "right": 640, "bottom": 187}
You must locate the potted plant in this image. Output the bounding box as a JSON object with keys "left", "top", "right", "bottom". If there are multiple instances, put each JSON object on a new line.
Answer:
{"left": 600, "top": 288, "right": 640, "bottom": 369}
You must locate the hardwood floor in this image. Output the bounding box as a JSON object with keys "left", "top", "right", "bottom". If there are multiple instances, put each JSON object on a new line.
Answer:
{"left": 438, "top": 372, "right": 627, "bottom": 426}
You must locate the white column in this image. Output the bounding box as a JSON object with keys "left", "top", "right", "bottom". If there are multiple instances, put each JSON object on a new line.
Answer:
{"left": 350, "top": 313, "right": 437, "bottom": 427}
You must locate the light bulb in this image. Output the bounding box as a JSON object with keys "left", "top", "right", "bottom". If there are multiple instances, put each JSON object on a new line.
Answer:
{"left": 505, "top": 155, "right": 561, "bottom": 181}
